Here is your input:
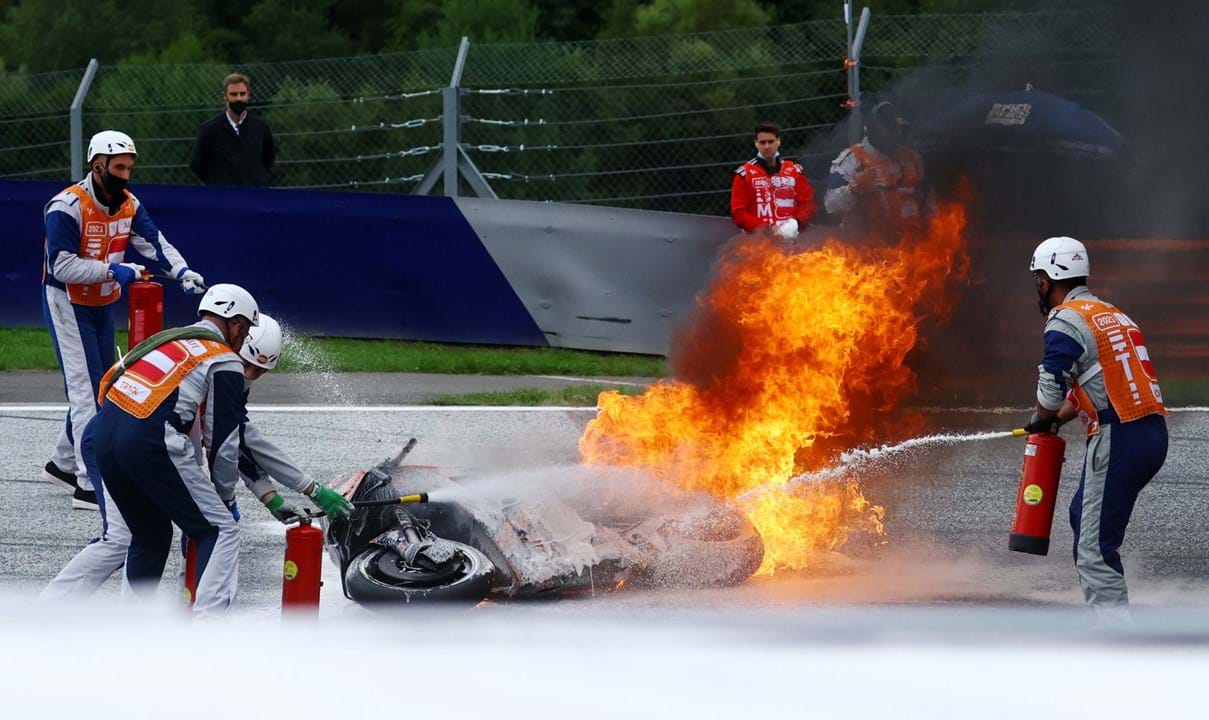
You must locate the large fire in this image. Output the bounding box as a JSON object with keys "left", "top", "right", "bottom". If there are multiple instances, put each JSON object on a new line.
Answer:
{"left": 579, "top": 200, "right": 970, "bottom": 574}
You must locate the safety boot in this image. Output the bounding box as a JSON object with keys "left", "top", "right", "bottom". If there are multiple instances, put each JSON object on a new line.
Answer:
{"left": 71, "top": 486, "right": 99, "bottom": 512}
{"left": 42, "top": 461, "right": 76, "bottom": 492}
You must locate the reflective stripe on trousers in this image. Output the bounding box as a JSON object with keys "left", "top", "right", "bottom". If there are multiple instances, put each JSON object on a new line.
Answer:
{"left": 92, "top": 405, "right": 241, "bottom": 617}
{"left": 1069, "top": 414, "right": 1168, "bottom": 607}
{"left": 42, "top": 417, "right": 131, "bottom": 600}
{"left": 42, "top": 285, "right": 114, "bottom": 490}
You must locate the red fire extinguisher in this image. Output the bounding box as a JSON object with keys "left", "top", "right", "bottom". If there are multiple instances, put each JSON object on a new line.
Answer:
{"left": 183, "top": 537, "right": 199, "bottom": 606}
{"left": 1009, "top": 432, "right": 1067, "bottom": 555}
{"left": 126, "top": 278, "right": 163, "bottom": 350}
{"left": 282, "top": 515, "right": 324, "bottom": 615}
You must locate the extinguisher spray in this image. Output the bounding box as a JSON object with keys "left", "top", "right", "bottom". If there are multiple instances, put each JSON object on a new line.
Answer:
{"left": 1008, "top": 430, "right": 1067, "bottom": 555}
{"left": 282, "top": 512, "right": 325, "bottom": 616}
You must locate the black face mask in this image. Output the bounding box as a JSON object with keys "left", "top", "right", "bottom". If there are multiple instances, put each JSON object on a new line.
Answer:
{"left": 95, "top": 161, "right": 128, "bottom": 199}
{"left": 1035, "top": 279, "right": 1051, "bottom": 316}
{"left": 868, "top": 125, "right": 901, "bottom": 155}
{"left": 228, "top": 100, "right": 248, "bottom": 115}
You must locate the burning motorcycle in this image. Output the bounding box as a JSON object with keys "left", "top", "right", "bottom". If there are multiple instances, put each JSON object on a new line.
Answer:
{"left": 323, "top": 440, "right": 765, "bottom": 606}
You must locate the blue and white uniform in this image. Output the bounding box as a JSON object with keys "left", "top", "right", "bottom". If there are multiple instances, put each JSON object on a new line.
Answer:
{"left": 90, "top": 319, "right": 245, "bottom": 616}
{"left": 42, "top": 176, "right": 189, "bottom": 492}
{"left": 42, "top": 403, "right": 316, "bottom": 602}
{"left": 1038, "top": 286, "right": 1168, "bottom": 607}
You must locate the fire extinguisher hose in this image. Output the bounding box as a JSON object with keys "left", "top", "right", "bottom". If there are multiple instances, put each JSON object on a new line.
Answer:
{"left": 302, "top": 493, "right": 430, "bottom": 519}
{"left": 349, "top": 493, "right": 430, "bottom": 508}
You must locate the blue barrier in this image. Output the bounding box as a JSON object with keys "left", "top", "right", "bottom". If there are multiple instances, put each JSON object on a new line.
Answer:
{"left": 0, "top": 180, "right": 547, "bottom": 346}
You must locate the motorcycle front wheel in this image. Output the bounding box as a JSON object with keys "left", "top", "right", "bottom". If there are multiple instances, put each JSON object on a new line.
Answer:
{"left": 344, "top": 541, "right": 497, "bottom": 605}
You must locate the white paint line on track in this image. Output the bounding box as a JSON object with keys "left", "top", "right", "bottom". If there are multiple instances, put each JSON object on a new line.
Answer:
{"left": 0, "top": 403, "right": 601, "bottom": 414}
{"left": 5, "top": 403, "right": 1206, "bottom": 415}
{"left": 535, "top": 375, "right": 650, "bottom": 388}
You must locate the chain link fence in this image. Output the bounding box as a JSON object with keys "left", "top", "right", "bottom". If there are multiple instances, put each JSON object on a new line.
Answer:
{"left": 0, "top": 8, "right": 1120, "bottom": 215}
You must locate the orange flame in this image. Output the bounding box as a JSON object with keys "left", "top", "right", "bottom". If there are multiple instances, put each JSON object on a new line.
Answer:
{"left": 579, "top": 199, "right": 969, "bottom": 574}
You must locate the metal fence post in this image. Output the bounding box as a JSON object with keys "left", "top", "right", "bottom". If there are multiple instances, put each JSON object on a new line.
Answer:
{"left": 851, "top": 7, "right": 870, "bottom": 142}
{"left": 69, "top": 58, "right": 99, "bottom": 180}
{"left": 442, "top": 37, "right": 469, "bottom": 197}
{"left": 845, "top": 5, "right": 870, "bottom": 145}
{"left": 419, "top": 37, "right": 494, "bottom": 198}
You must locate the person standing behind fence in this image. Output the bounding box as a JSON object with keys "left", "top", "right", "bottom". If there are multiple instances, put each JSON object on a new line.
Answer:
{"left": 730, "top": 122, "right": 815, "bottom": 242}
{"left": 190, "top": 73, "right": 275, "bottom": 187}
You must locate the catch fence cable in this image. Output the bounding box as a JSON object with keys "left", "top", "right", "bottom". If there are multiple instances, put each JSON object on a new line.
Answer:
{"left": 82, "top": 89, "right": 443, "bottom": 116}
{"left": 276, "top": 175, "right": 425, "bottom": 190}
{"left": 460, "top": 67, "right": 846, "bottom": 96}
{"left": 463, "top": 93, "right": 849, "bottom": 128}
{"left": 274, "top": 144, "right": 441, "bottom": 166}
{"left": 461, "top": 124, "right": 839, "bottom": 154}
{"left": 100, "top": 117, "right": 442, "bottom": 144}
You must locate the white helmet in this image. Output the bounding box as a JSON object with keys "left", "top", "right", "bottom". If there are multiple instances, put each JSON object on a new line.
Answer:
{"left": 239, "top": 314, "right": 282, "bottom": 370}
{"left": 1030, "top": 236, "right": 1090, "bottom": 280}
{"left": 87, "top": 131, "right": 138, "bottom": 163}
{"left": 198, "top": 283, "right": 259, "bottom": 327}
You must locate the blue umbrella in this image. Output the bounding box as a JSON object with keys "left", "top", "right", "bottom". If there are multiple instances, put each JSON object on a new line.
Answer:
{"left": 912, "top": 90, "right": 1121, "bottom": 159}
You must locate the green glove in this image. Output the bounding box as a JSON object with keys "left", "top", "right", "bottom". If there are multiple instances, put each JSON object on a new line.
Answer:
{"left": 264, "top": 494, "right": 303, "bottom": 524}
{"left": 308, "top": 484, "right": 353, "bottom": 520}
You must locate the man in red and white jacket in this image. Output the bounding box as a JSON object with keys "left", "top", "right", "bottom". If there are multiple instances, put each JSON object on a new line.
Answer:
{"left": 730, "top": 122, "right": 816, "bottom": 240}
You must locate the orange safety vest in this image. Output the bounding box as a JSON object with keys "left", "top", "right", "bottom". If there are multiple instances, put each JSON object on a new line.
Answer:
{"left": 59, "top": 184, "right": 137, "bottom": 306}
{"left": 1057, "top": 298, "right": 1166, "bottom": 436}
{"left": 848, "top": 144, "right": 922, "bottom": 237}
{"left": 99, "top": 337, "right": 238, "bottom": 420}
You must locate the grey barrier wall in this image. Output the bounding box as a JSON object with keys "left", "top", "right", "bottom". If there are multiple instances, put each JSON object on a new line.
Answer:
{"left": 458, "top": 197, "right": 741, "bottom": 355}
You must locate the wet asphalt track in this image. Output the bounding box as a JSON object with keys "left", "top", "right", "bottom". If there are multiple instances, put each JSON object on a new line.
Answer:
{"left": 1, "top": 402, "right": 1206, "bottom": 614}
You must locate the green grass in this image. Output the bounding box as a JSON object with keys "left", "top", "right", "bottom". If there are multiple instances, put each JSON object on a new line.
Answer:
{"left": 1158, "top": 380, "right": 1209, "bottom": 407}
{"left": 427, "top": 384, "right": 646, "bottom": 406}
{"left": 0, "top": 326, "right": 667, "bottom": 376}
{"left": 0, "top": 327, "right": 133, "bottom": 371}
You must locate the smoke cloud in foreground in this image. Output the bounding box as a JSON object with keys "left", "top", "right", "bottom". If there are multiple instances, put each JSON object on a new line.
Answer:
{"left": 1, "top": 592, "right": 1207, "bottom": 719}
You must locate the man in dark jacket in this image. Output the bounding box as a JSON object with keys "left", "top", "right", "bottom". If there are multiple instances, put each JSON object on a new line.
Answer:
{"left": 190, "top": 73, "right": 275, "bottom": 186}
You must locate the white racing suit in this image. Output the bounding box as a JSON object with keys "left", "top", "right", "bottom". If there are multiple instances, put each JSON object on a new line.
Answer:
{"left": 1038, "top": 286, "right": 1168, "bottom": 608}
{"left": 81, "top": 320, "right": 245, "bottom": 616}
{"left": 42, "top": 385, "right": 314, "bottom": 604}
{"left": 42, "top": 177, "right": 189, "bottom": 492}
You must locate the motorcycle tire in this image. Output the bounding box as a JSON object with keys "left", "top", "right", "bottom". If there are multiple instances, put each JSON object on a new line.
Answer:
{"left": 344, "top": 541, "right": 497, "bottom": 605}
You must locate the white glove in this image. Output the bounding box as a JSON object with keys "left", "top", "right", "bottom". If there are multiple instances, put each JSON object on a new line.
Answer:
{"left": 776, "top": 218, "right": 799, "bottom": 240}
{"left": 177, "top": 268, "right": 206, "bottom": 295}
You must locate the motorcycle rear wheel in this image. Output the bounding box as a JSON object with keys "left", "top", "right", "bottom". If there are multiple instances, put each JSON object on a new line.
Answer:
{"left": 345, "top": 541, "right": 497, "bottom": 605}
